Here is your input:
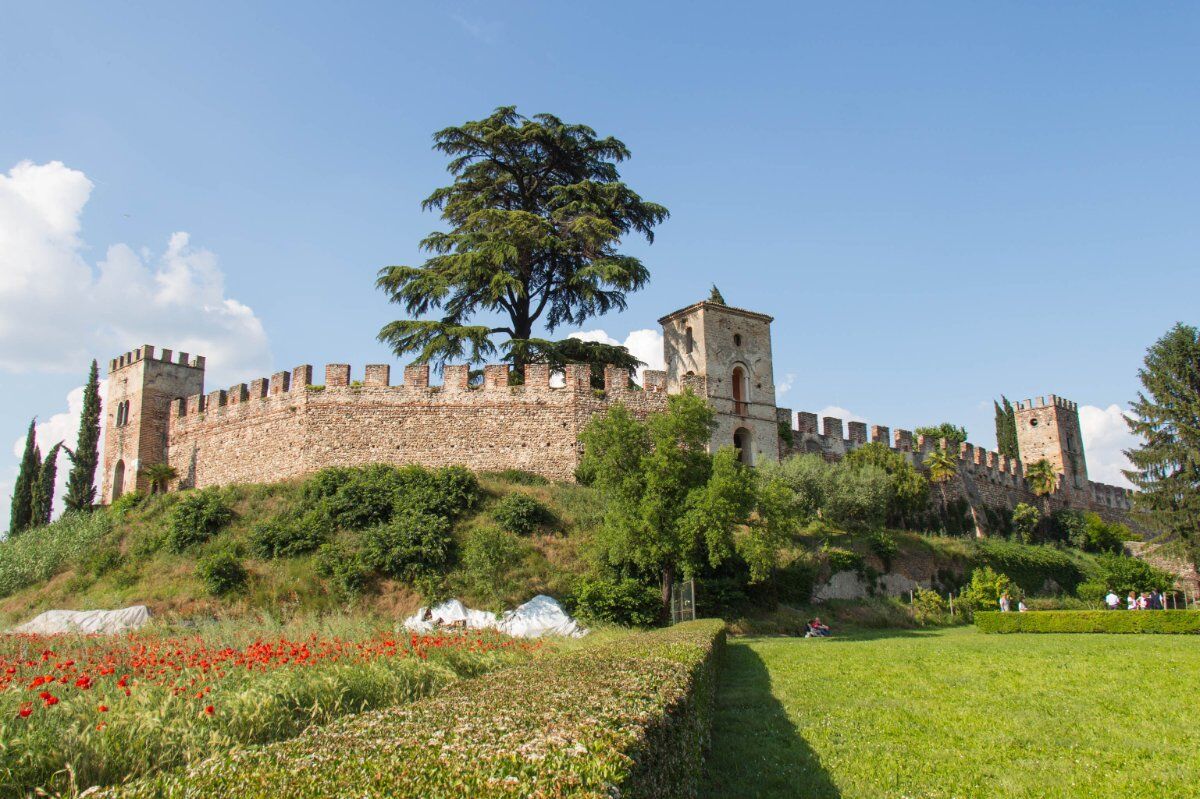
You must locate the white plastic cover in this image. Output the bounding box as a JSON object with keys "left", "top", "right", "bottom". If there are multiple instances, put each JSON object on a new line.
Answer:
{"left": 403, "top": 595, "right": 586, "bottom": 638}
{"left": 9, "top": 605, "right": 152, "bottom": 635}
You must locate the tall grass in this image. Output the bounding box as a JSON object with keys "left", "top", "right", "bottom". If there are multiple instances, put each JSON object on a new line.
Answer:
{"left": 0, "top": 512, "right": 113, "bottom": 599}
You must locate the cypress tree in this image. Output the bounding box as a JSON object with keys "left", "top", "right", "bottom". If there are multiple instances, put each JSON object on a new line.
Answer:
{"left": 65, "top": 360, "right": 102, "bottom": 512}
{"left": 995, "top": 396, "right": 1020, "bottom": 459}
{"left": 32, "top": 443, "right": 63, "bottom": 527}
{"left": 1124, "top": 323, "right": 1200, "bottom": 577}
{"left": 9, "top": 419, "right": 39, "bottom": 535}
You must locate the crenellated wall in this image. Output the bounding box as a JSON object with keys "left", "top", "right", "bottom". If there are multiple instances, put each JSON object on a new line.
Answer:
{"left": 165, "top": 362, "right": 671, "bottom": 488}
{"left": 777, "top": 407, "right": 1135, "bottom": 526}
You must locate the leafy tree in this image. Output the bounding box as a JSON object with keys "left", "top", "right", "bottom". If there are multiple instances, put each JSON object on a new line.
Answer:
{"left": 844, "top": 441, "right": 930, "bottom": 527}
{"left": 64, "top": 360, "right": 102, "bottom": 512}
{"left": 994, "top": 396, "right": 1019, "bottom": 459}
{"left": 925, "top": 447, "right": 958, "bottom": 509}
{"left": 1011, "top": 502, "right": 1040, "bottom": 543}
{"left": 141, "top": 463, "right": 178, "bottom": 495}
{"left": 8, "top": 420, "right": 40, "bottom": 535}
{"left": 915, "top": 423, "right": 968, "bottom": 450}
{"left": 31, "top": 443, "right": 62, "bottom": 527}
{"left": 708, "top": 285, "right": 726, "bottom": 304}
{"left": 579, "top": 392, "right": 767, "bottom": 614}
{"left": 1124, "top": 322, "right": 1200, "bottom": 577}
{"left": 376, "top": 107, "right": 669, "bottom": 375}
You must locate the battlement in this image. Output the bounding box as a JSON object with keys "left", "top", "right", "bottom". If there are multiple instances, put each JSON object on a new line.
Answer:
{"left": 1015, "top": 395, "right": 1078, "bottom": 412}
{"left": 109, "top": 345, "right": 205, "bottom": 373}
{"left": 170, "top": 362, "right": 670, "bottom": 421}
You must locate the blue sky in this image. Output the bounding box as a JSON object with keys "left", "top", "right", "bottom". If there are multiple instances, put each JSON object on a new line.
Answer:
{"left": 2, "top": 2, "right": 1198, "bottom": 529}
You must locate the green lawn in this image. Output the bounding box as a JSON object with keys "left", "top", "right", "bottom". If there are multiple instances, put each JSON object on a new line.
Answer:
{"left": 702, "top": 627, "right": 1200, "bottom": 799}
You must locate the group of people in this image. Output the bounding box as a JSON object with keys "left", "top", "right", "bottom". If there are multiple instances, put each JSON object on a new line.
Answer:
{"left": 1105, "top": 590, "right": 1169, "bottom": 610}
{"left": 804, "top": 617, "right": 831, "bottom": 638}
{"left": 997, "top": 592, "right": 1028, "bottom": 613}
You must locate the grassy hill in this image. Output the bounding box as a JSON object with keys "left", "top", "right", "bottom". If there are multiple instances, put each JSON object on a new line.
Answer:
{"left": 0, "top": 464, "right": 1163, "bottom": 630}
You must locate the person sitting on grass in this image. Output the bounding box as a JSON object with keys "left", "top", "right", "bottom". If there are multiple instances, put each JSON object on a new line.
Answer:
{"left": 805, "top": 618, "right": 831, "bottom": 638}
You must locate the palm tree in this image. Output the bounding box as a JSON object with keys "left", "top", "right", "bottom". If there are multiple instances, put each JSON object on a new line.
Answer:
{"left": 926, "top": 447, "right": 958, "bottom": 510}
{"left": 141, "top": 463, "right": 178, "bottom": 495}
{"left": 1025, "top": 458, "right": 1058, "bottom": 518}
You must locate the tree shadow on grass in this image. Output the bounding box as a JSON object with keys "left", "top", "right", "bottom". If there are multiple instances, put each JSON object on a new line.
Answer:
{"left": 700, "top": 643, "right": 841, "bottom": 799}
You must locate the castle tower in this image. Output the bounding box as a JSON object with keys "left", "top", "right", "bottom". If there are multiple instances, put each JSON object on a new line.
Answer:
{"left": 1014, "top": 395, "right": 1089, "bottom": 494}
{"left": 658, "top": 297, "right": 779, "bottom": 466}
{"left": 101, "top": 345, "right": 205, "bottom": 503}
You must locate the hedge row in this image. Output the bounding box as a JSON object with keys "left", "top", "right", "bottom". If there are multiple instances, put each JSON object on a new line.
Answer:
{"left": 976, "top": 610, "right": 1200, "bottom": 634}
{"left": 101, "top": 619, "right": 726, "bottom": 799}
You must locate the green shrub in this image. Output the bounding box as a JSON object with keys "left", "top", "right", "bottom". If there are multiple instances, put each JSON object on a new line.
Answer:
{"left": 249, "top": 510, "right": 329, "bottom": 559}
{"left": 361, "top": 513, "right": 453, "bottom": 581}
{"left": 824, "top": 463, "right": 890, "bottom": 531}
{"left": 976, "top": 610, "right": 1200, "bottom": 634}
{"left": 107, "top": 491, "right": 146, "bottom": 517}
{"left": 574, "top": 575, "right": 660, "bottom": 626}
{"left": 820, "top": 544, "right": 864, "bottom": 575}
{"left": 911, "top": 586, "right": 949, "bottom": 625}
{"left": 1011, "top": 503, "right": 1040, "bottom": 543}
{"left": 491, "top": 492, "right": 552, "bottom": 535}
{"left": 1091, "top": 553, "right": 1174, "bottom": 594}
{"left": 459, "top": 526, "right": 528, "bottom": 607}
{"left": 772, "top": 552, "right": 818, "bottom": 604}
{"left": 970, "top": 538, "right": 1085, "bottom": 593}
{"left": 956, "top": 566, "right": 1016, "bottom": 619}
{"left": 867, "top": 531, "right": 899, "bottom": 572}
{"left": 313, "top": 540, "right": 371, "bottom": 596}
{"left": 196, "top": 549, "right": 248, "bottom": 595}
{"left": 302, "top": 464, "right": 481, "bottom": 531}
{"left": 102, "top": 620, "right": 726, "bottom": 799}
{"left": 1079, "top": 513, "right": 1133, "bottom": 554}
{"left": 1075, "top": 578, "right": 1109, "bottom": 604}
{"left": 166, "top": 489, "right": 233, "bottom": 552}
{"left": 484, "top": 469, "right": 549, "bottom": 486}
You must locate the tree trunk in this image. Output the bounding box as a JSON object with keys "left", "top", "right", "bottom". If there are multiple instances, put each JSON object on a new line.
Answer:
{"left": 661, "top": 564, "right": 675, "bottom": 622}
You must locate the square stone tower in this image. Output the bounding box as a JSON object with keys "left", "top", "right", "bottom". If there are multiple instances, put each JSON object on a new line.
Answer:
{"left": 1014, "top": 395, "right": 1089, "bottom": 493}
{"left": 658, "top": 298, "right": 779, "bottom": 466}
{"left": 101, "top": 345, "right": 205, "bottom": 503}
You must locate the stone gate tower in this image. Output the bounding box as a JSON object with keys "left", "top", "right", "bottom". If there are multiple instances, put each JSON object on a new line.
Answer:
{"left": 101, "top": 345, "right": 205, "bottom": 503}
{"left": 659, "top": 298, "right": 779, "bottom": 466}
{"left": 1014, "top": 395, "right": 1089, "bottom": 495}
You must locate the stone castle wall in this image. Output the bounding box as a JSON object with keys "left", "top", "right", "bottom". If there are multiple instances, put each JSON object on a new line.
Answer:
{"left": 166, "top": 362, "right": 672, "bottom": 489}
{"left": 779, "top": 408, "right": 1136, "bottom": 526}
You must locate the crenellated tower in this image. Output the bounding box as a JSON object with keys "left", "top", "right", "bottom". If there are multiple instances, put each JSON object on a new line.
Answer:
{"left": 101, "top": 345, "right": 205, "bottom": 503}
{"left": 1014, "top": 395, "right": 1089, "bottom": 495}
{"left": 659, "top": 297, "right": 779, "bottom": 466}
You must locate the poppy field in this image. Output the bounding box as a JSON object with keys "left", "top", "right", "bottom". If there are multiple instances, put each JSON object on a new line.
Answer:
{"left": 0, "top": 622, "right": 538, "bottom": 797}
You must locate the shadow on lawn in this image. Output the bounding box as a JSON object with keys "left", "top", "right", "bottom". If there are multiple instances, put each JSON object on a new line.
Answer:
{"left": 700, "top": 643, "right": 841, "bottom": 799}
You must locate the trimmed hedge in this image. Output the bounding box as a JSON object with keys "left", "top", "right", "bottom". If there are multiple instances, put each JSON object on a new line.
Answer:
{"left": 976, "top": 610, "right": 1200, "bottom": 635}
{"left": 101, "top": 619, "right": 726, "bottom": 799}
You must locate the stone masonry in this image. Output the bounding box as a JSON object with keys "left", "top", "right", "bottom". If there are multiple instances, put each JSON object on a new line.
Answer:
{"left": 98, "top": 297, "right": 1139, "bottom": 534}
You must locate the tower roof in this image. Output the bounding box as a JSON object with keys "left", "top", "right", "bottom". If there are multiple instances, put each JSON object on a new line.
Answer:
{"left": 657, "top": 300, "right": 774, "bottom": 326}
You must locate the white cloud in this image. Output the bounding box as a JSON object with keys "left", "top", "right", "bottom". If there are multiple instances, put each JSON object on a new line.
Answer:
{"left": 776, "top": 373, "right": 796, "bottom": 397}
{"left": 568, "top": 328, "right": 665, "bottom": 384}
{"left": 450, "top": 12, "right": 502, "bottom": 44}
{"left": 816, "top": 405, "right": 866, "bottom": 424}
{"left": 1079, "top": 404, "right": 1137, "bottom": 489}
{"left": 0, "top": 161, "right": 271, "bottom": 387}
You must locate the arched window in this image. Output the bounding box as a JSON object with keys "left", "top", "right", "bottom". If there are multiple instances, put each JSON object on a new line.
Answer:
{"left": 685, "top": 327, "right": 694, "bottom": 354}
{"left": 112, "top": 460, "right": 126, "bottom": 501}
{"left": 731, "top": 366, "right": 748, "bottom": 416}
{"left": 733, "top": 427, "right": 753, "bottom": 466}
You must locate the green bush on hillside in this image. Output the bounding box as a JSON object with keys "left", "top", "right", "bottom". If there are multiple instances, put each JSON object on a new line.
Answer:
{"left": 491, "top": 492, "right": 552, "bottom": 535}
{"left": 1091, "top": 552, "right": 1174, "bottom": 595}
{"left": 459, "top": 526, "right": 527, "bottom": 608}
{"left": 314, "top": 540, "right": 372, "bottom": 596}
{"left": 955, "top": 566, "right": 1016, "bottom": 619}
{"left": 976, "top": 610, "right": 1200, "bottom": 634}
{"left": 820, "top": 544, "right": 865, "bottom": 576}
{"left": 970, "top": 538, "right": 1085, "bottom": 593}
{"left": 483, "top": 469, "right": 549, "bottom": 486}
{"left": 574, "top": 575, "right": 660, "bottom": 626}
{"left": 249, "top": 509, "right": 328, "bottom": 559}
{"left": 302, "top": 464, "right": 481, "bottom": 531}
{"left": 196, "top": 548, "right": 248, "bottom": 595}
{"left": 166, "top": 489, "right": 233, "bottom": 552}
{"left": 362, "top": 513, "right": 453, "bottom": 581}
